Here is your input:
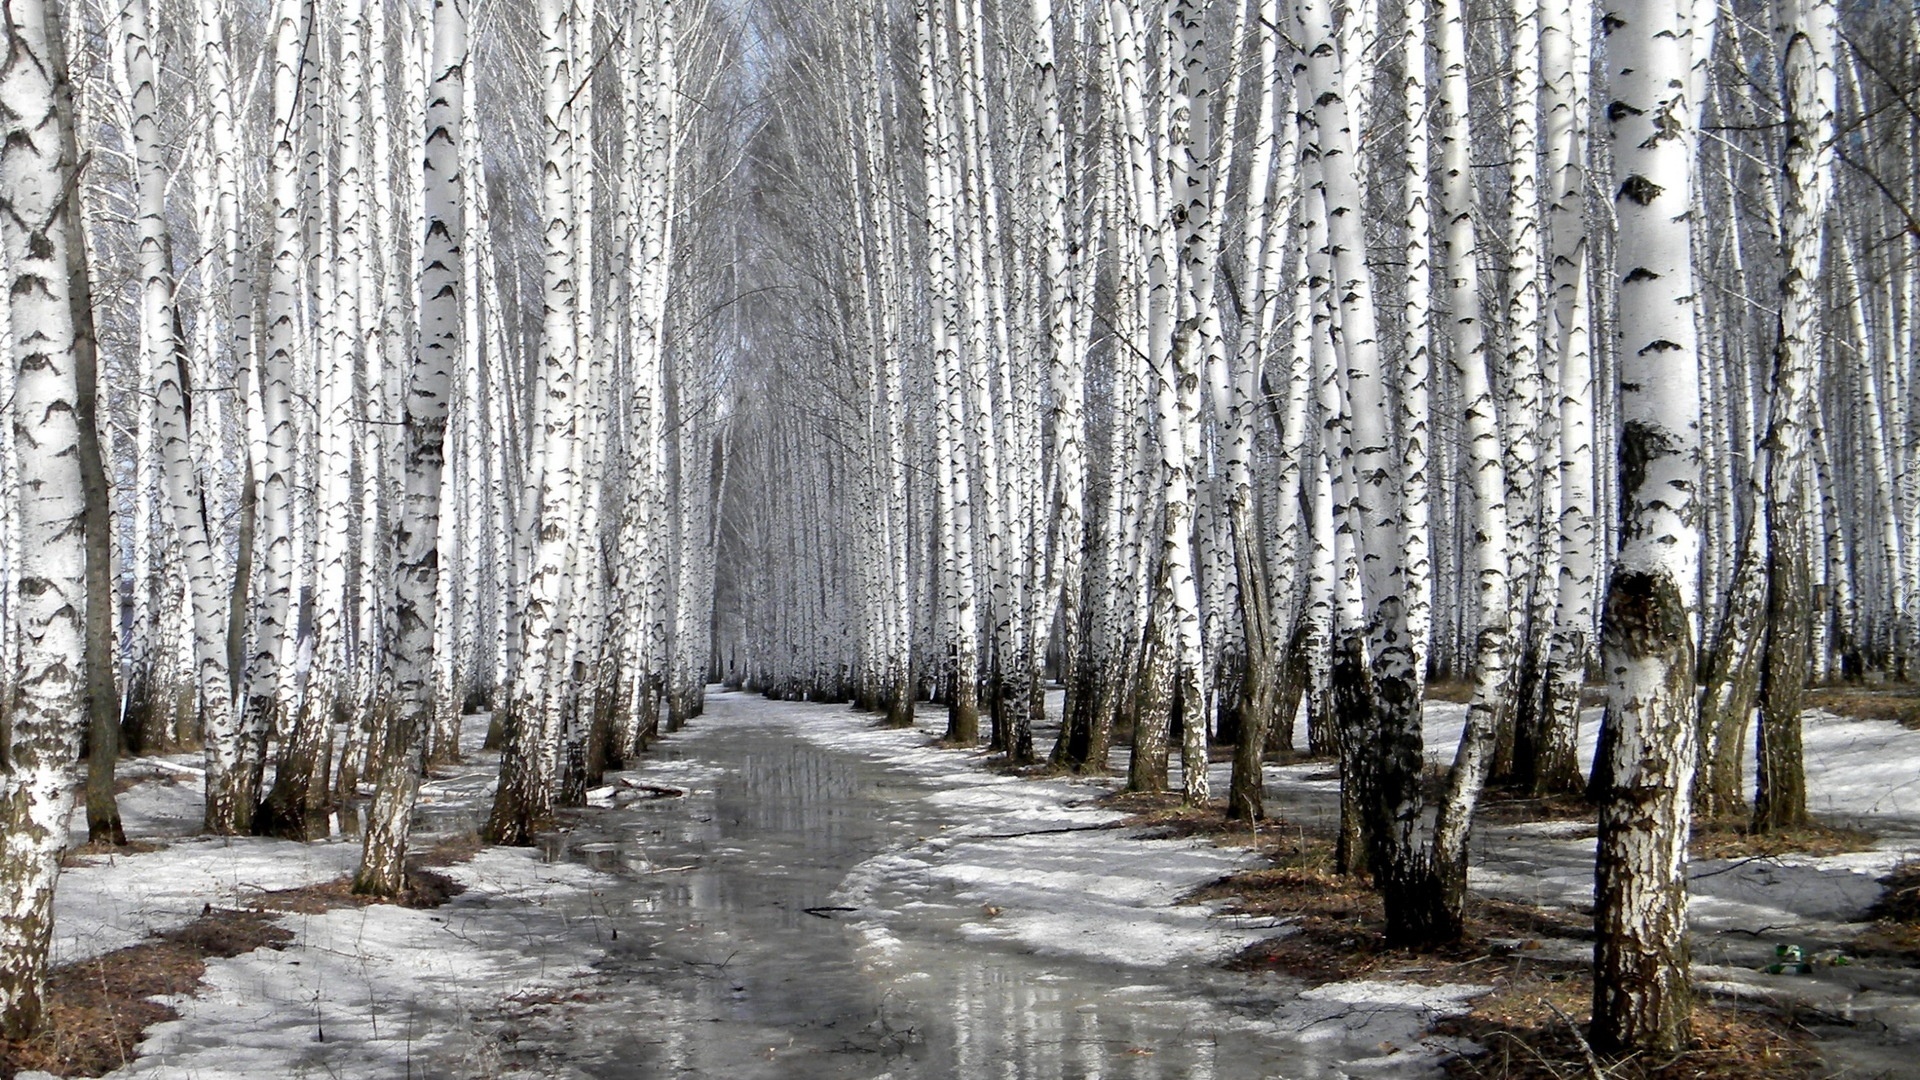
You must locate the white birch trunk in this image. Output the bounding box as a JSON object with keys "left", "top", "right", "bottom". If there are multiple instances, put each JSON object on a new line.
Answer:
{"left": 0, "top": 0, "right": 94, "bottom": 1031}
{"left": 232, "top": 0, "right": 310, "bottom": 836}
{"left": 359, "top": 0, "right": 466, "bottom": 893}
{"left": 1590, "top": 0, "right": 1705, "bottom": 1050}
{"left": 488, "top": 0, "right": 582, "bottom": 845}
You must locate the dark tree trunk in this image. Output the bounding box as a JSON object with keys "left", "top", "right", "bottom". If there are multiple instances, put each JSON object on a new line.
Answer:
{"left": 1330, "top": 634, "right": 1373, "bottom": 876}
{"left": 944, "top": 658, "right": 979, "bottom": 746}
{"left": 1128, "top": 635, "right": 1172, "bottom": 794}
{"left": 1227, "top": 507, "right": 1278, "bottom": 820}
{"left": 1754, "top": 437, "right": 1812, "bottom": 833}
{"left": 1696, "top": 529, "right": 1765, "bottom": 820}
{"left": 1267, "top": 618, "right": 1309, "bottom": 759}
{"left": 74, "top": 152, "right": 123, "bottom": 849}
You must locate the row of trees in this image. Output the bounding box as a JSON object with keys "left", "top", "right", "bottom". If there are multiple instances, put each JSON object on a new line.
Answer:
{"left": 715, "top": 0, "right": 1912, "bottom": 1057}
{"left": 0, "top": 0, "right": 736, "bottom": 1034}
{"left": 3, "top": 0, "right": 1915, "bottom": 1059}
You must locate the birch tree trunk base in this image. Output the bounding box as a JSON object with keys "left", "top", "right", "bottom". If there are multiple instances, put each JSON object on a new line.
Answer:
{"left": 1227, "top": 683, "right": 1273, "bottom": 821}
{"left": 1697, "top": 541, "right": 1765, "bottom": 819}
{"left": 1002, "top": 665, "right": 1036, "bottom": 765}
{"left": 1128, "top": 649, "right": 1172, "bottom": 794}
{"left": 1591, "top": 572, "right": 1698, "bottom": 1055}
{"left": 86, "top": 707, "right": 128, "bottom": 847}
{"left": 354, "top": 723, "right": 425, "bottom": 897}
{"left": 1381, "top": 854, "right": 1469, "bottom": 946}
{"left": 1754, "top": 522, "right": 1813, "bottom": 832}
{"left": 486, "top": 706, "right": 555, "bottom": 847}
{"left": 882, "top": 671, "right": 914, "bottom": 729}
{"left": 1535, "top": 643, "right": 1588, "bottom": 797}
{"left": 1331, "top": 638, "right": 1373, "bottom": 877}
{"left": 1505, "top": 657, "right": 1547, "bottom": 788}
{"left": 119, "top": 674, "right": 156, "bottom": 755}
{"left": 0, "top": 779, "right": 71, "bottom": 1037}
{"left": 943, "top": 673, "right": 980, "bottom": 747}
{"left": 255, "top": 691, "right": 335, "bottom": 840}
{"left": 1267, "top": 621, "right": 1310, "bottom": 760}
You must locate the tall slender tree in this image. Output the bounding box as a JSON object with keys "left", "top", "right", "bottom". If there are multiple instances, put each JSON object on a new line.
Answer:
{"left": 360, "top": 0, "right": 468, "bottom": 893}
{"left": 0, "top": 0, "right": 97, "bottom": 1033}
{"left": 1590, "top": 0, "right": 1705, "bottom": 1051}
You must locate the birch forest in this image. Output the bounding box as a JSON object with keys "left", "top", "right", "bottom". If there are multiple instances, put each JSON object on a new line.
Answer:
{"left": 2, "top": 0, "right": 1919, "bottom": 1073}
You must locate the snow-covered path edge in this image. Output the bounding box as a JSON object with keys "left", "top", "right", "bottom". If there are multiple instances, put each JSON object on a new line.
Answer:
{"left": 47, "top": 716, "right": 619, "bottom": 1080}
{"left": 762, "top": 695, "right": 1492, "bottom": 1074}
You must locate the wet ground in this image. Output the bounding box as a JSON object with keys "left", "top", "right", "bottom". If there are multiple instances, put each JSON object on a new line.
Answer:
{"left": 499, "top": 692, "right": 1328, "bottom": 1079}
{"left": 72, "top": 688, "right": 1920, "bottom": 1078}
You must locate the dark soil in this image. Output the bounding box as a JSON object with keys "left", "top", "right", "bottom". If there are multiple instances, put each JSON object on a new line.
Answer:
{"left": 5, "top": 834, "right": 479, "bottom": 1078}
{"left": 1184, "top": 829, "right": 1823, "bottom": 1079}
{"left": 253, "top": 866, "right": 467, "bottom": 913}
{"left": 59, "top": 840, "right": 167, "bottom": 868}
{"left": 1475, "top": 787, "right": 1597, "bottom": 826}
{"left": 1199, "top": 850, "right": 1591, "bottom": 987}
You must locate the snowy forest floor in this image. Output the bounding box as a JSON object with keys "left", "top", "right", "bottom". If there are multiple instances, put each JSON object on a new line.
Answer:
{"left": 8, "top": 689, "right": 1920, "bottom": 1079}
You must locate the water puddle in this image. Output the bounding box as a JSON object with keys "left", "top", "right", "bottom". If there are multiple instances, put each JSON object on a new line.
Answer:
{"left": 515, "top": 696, "right": 1331, "bottom": 1079}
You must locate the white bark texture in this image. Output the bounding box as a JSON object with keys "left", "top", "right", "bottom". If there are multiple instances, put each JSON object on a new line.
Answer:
{"left": 0, "top": 0, "right": 93, "bottom": 1034}
{"left": 361, "top": 0, "right": 467, "bottom": 893}
{"left": 1590, "top": 0, "right": 1705, "bottom": 1051}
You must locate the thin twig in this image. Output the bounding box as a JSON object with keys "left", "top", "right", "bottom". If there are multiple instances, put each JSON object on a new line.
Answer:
{"left": 1541, "top": 997, "right": 1608, "bottom": 1080}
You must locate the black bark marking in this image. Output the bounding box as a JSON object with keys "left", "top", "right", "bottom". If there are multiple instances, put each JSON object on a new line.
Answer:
{"left": 1619, "top": 174, "right": 1663, "bottom": 206}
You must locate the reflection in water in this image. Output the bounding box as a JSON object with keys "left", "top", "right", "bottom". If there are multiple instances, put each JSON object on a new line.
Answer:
{"left": 526, "top": 702, "right": 1305, "bottom": 1079}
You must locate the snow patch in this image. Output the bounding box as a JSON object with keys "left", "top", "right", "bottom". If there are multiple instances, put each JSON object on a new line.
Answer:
{"left": 1270, "top": 979, "right": 1488, "bottom": 1073}
{"left": 111, "top": 846, "right": 612, "bottom": 1079}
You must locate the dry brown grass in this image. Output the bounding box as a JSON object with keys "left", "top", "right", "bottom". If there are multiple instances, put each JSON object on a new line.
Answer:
{"left": 1852, "top": 861, "right": 1920, "bottom": 962}
{"left": 981, "top": 753, "right": 1080, "bottom": 779}
{"left": 1101, "top": 790, "right": 1296, "bottom": 850}
{"left": 1426, "top": 679, "right": 1479, "bottom": 704}
{"left": 1869, "top": 861, "right": 1920, "bottom": 922}
{"left": 0, "top": 909, "right": 291, "bottom": 1079}
{"left": 1476, "top": 789, "right": 1598, "bottom": 827}
{"left": 1688, "top": 819, "right": 1877, "bottom": 861}
{"left": 1439, "top": 972, "right": 1824, "bottom": 1080}
{"left": 251, "top": 866, "right": 466, "bottom": 914}
{"left": 1184, "top": 826, "right": 1590, "bottom": 987}
{"left": 59, "top": 840, "right": 167, "bottom": 868}
{"left": 412, "top": 829, "right": 486, "bottom": 869}
{"left": 1805, "top": 685, "right": 1920, "bottom": 730}
{"left": 1186, "top": 830, "right": 1824, "bottom": 1078}
{"left": 5, "top": 831, "right": 481, "bottom": 1078}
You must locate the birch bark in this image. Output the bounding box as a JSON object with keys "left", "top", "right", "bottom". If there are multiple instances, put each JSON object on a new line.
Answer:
{"left": 487, "top": 0, "right": 581, "bottom": 844}
{"left": 360, "top": 0, "right": 466, "bottom": 893}
{"left": 1753, "top": 0, "right": 1835, "bottom": 834}
{"left": 0, "top": 0, "right": 95, "bottom": 1031}
{"left": 1590, "top": 0, "right": 1705, "bottom": 1050}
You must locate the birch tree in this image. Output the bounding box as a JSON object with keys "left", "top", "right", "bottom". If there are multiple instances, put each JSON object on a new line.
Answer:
{"left": 488, "top": 0, "right": 584, "bottom": 845}
{"left": 360, "top": 0, "right": 467, "bottom": 893}
{"left": 230, "top": 0, "right": 309, "bottom": 836}
{"left": 1752, "top": 0, "right": 1835, "bottom": 833}
{"left": 0, "top": 0, "right": 96, "bottom": 1031}
{"left": 1590, "top": 0, "right": 1705, "bottom": 1050}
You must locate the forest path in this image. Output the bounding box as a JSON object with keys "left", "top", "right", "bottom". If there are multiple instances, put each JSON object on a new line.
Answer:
{"left": 499, "top": 689, "right": 1469, "bottom": 1079}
